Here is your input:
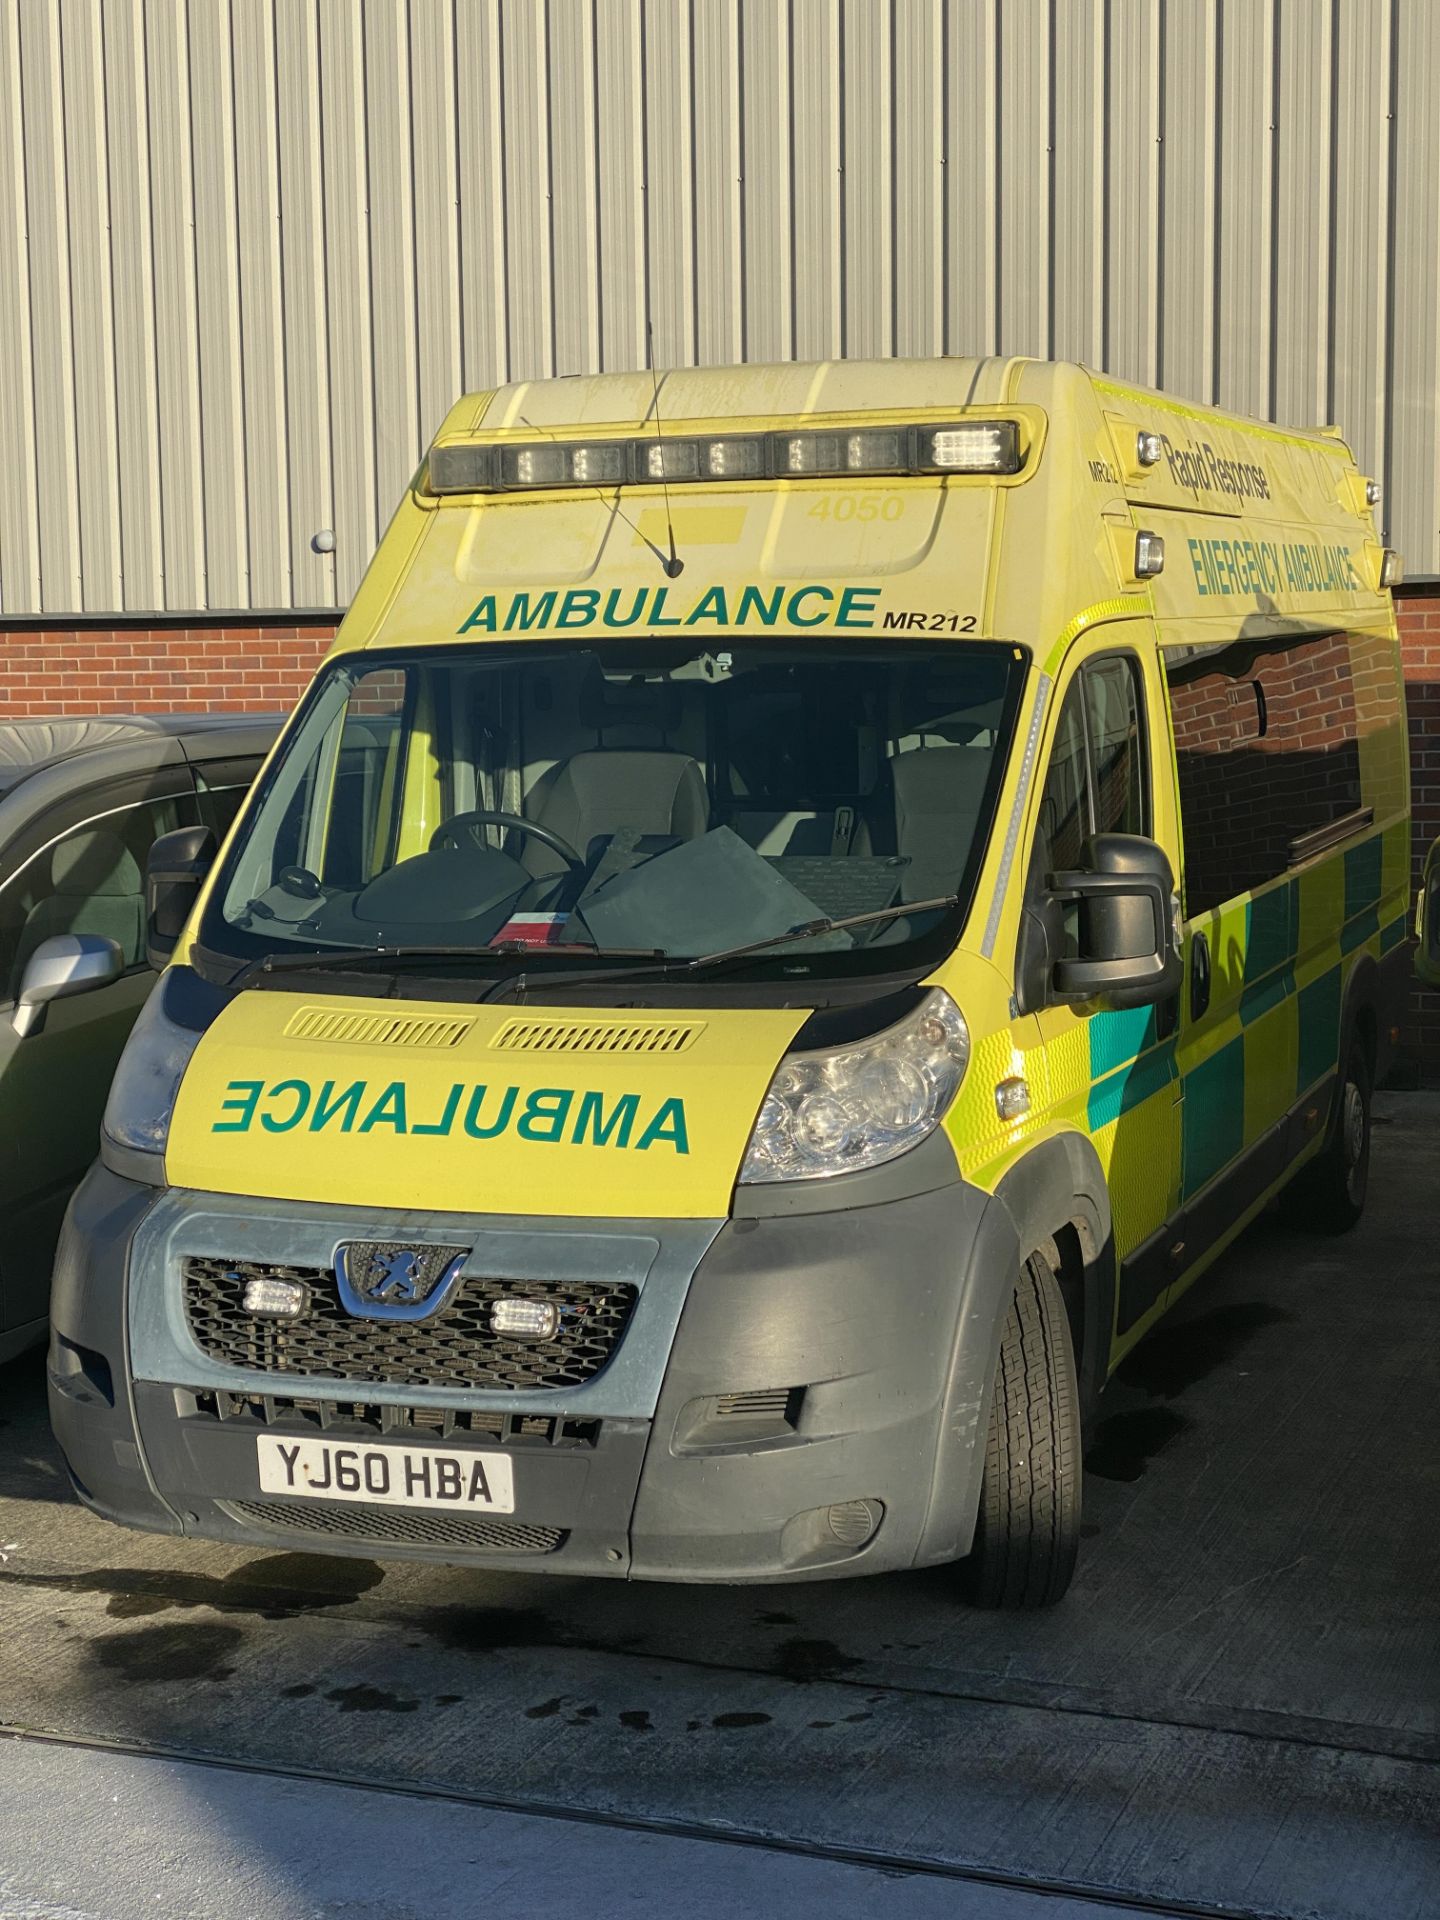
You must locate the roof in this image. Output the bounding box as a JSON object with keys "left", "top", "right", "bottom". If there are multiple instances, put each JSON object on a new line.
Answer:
{"left": 430, "top": 357, "right": 1345, "bottom": 451}
{"left": 0, "top": 713, "right": 282, "bottom": 797}
{"left": 327, "top": 357, "right": 1383, "bottom": 667}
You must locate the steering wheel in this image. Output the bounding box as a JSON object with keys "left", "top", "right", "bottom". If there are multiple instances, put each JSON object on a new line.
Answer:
{"left": 428, "top": 809, "right": 584, "bottom": 870}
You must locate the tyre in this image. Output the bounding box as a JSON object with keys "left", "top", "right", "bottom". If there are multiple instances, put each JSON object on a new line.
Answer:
{"left": 959, "top": 1249, "right": 1082, "bottom": 1609}
{"left": 1281, "top": 1032, "right": 1372, "bottom": 1234}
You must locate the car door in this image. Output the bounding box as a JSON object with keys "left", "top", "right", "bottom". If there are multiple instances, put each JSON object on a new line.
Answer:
{"left": 1024, "top": 641, "right": 1184, "bottom": 1351}
{"left": 0, "top": 767, "right": 199, "bottom": 1333}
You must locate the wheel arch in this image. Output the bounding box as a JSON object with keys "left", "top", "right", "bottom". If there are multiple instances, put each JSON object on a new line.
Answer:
{"left": 1342, "top": 953, "right": 1379, "bottom": 1075}
{"left": 993, "top": 1130, "right": 1114, "bottom": 1421}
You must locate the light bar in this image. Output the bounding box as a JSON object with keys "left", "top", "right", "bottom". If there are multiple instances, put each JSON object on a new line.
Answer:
{"left": 775, "top": 428, "right": 906, "bottom": 475}
{"left": 914, "top": 421, "right": 1021, "bottom": 474}
{"left": 497, "top": 441, "right": 627, "bottom": 489}
{"left": 427, "top": 419, "right": 1025, "bottom": 495}
{"left": 429, "top": 443, "right": 497, "bottom": 492}
{"left": 640, "top": 435, "right": 768, "bottom": 480}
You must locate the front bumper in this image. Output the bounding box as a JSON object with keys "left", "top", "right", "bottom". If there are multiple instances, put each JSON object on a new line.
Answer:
{"left": 49, "top": 1150, "right": 1018, "bottom": 1582}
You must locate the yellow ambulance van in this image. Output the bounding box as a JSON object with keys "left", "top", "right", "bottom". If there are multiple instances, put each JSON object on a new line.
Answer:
{"left": 46, "top": 359, "right": 1408, "bottom": 1607}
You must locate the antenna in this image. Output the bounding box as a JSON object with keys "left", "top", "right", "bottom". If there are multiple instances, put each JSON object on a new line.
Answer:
{"left": 518, "top": 414, "right": 674, "bottom": 578}
{"left": 647, "top": 325, "right": 684, "bottom": 578}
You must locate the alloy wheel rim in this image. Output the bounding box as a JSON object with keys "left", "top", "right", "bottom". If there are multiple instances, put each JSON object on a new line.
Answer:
{"left": 1342, "top": 1080, "right": 1367, "bottom": 1202}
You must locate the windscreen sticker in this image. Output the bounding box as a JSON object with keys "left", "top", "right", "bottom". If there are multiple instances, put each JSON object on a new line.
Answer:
{"left": 211, "top": 1077, "right": 690, "bottom": 1154}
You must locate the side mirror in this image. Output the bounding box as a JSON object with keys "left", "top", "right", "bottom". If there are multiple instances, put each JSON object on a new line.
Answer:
{"left": 1045, "top": 833, "right": 1183, "bottom": 1010}
{"left": 146, "top": 826, "right": 217, "bottom": 970}
{"left": 12, "top": 934, "right": 123, "bottom": 1038}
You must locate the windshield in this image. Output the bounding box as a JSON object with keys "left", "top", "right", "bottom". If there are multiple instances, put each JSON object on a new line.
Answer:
{"left": 199, "top": 639, "right": 1026, "bottom": 981}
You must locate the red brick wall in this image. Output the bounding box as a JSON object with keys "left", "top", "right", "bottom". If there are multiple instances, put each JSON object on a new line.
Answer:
{"left": 4, "top": 596, "right": 1440, "bottom": 1072}
{"left": 0, "top": 619, "right": 337, "bottom": 717}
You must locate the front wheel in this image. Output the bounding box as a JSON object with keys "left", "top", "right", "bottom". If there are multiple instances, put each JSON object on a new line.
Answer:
{"left": 1282, "top": 1035, "right": 1372, "bottom": 1234}
{"left": 958, "top": 1250, "right": 1082, "bottom": 1610}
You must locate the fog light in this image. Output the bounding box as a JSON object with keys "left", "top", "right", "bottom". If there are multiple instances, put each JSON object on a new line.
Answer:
{"left": 242, "top": 1276, "right": 305, "bottom": 1318}
{"left": 492, "top": 1297, "right": 561, "bottom": 1339}
{"left": 827, "top": 1499, "right": 881, "bottom": 1545}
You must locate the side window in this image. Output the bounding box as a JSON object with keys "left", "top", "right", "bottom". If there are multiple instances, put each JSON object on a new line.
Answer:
{"left": 1034, "top": 684, "right": 1090, "bottom": 882}
{"left": 193, "top": 762, "right": 265, "bottom": 841}
{"left": 0, "top": 792, "right": 193, "bottom": 1003}
{"left": 1083, "top": 657, "right": 1147, "bottom": 838}
{"left": 1165, "top": 631, "right": 1362, "bottom": 915}
{"left": 1034, "top": 654, "right": 1149, "bottom": 883}
{"left": 321, "top": 676, "right": 409, "bottom": 887}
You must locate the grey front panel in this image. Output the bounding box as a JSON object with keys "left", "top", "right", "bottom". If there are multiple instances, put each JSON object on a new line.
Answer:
{"left": 127, "top": 1188, "right": 724, "bottom": 1420}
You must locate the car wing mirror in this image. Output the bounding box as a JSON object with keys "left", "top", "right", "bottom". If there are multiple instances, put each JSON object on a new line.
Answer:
{"left": 12, "top": 933, "right": 124, "bottom": 1039}
{"left": 1045, "top": 832, "right": 1184, "bottom": 1011}
{"left": 146, "top": 826, "right": 217, "bottom": 970}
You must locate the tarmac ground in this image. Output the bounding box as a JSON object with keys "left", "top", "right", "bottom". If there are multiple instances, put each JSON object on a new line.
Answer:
{"left": 0, "top": 1095, "right": 1436, "bottom": 1918}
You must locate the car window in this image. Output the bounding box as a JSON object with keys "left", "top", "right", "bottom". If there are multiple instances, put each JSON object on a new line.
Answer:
{"left": 0, "top": 792, "right": 192, "bottom": 1003}
{"left": 193, "top": 762, "right": 266, "bottom": 842}
{"left": 203, "top": 641, "right": 1026, "bottom": 976}
{"left": 1165, "top": 630, "right": 1365, "bottom": 914}
{"left": 1030, "top": 655, "right": 1149, "bottom": 964}
{"left": 1083, "top": 656, "right": 1147, "bottom": 839}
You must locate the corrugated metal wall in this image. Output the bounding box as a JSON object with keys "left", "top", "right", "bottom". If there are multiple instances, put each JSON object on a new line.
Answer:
{"left": 1, "top": 0, "right": 1436, "bottom": 618}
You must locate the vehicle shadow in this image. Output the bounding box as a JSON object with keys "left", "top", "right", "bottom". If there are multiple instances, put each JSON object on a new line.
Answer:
{"left": 0, "top": 1346, "right": 74, "bottom": 1507}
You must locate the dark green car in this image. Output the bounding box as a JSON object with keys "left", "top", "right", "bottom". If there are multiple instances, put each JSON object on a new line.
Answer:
{"left": 0, "top": 714, "right": 278, "bottom": 1361}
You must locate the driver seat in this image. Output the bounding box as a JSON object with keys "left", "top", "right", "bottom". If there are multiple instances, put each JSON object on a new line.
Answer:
{"left": 520, "top": 750, "right": 710, "bottom": 877}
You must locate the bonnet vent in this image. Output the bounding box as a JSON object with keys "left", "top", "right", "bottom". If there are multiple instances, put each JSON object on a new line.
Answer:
{"left": 283, "top": 1007, "right": 475, "bottom": 1049}
{"left": 492, "top": 1018, "right": 703, "bottom": 1055}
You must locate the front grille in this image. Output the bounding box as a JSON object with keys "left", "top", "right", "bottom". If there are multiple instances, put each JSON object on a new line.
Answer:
{"left": 183, "top": 1389, "right": 601, "bottom": 1449}
{"left": 182, "top": 1256, "right": 637, "bottom": 1392}
{"left": 222, "top": 1497, "right": 563, "bottom": 1553}
{"left": 715, "top": 1388, "right": 795, "bottom": 1419}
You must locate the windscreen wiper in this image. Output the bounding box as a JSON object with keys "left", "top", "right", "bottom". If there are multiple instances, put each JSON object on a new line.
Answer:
{"left": 541, "top": 893, "right": 962, "bottom": 989}
{"left": 233, "top": 941, "right": 665, "bottom": 989}
{"left": 234, "top": 944, "right": 502, "bottom": 987}
{"left": 686, "top": 894, "right": 960, "bottom": 969}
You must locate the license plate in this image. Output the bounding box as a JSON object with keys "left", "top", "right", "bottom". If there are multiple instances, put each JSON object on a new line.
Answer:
{"left": 256, "top": 1435, "right": 515, "bottom": 1513}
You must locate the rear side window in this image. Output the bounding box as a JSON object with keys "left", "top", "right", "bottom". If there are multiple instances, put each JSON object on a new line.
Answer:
{"left": 1165, "top": 631, "right": 1363, "bottom": 915}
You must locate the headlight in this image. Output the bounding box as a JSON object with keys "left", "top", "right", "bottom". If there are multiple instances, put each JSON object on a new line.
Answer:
{"left": 739, "top": 989, "right": 969, "bottom": 1184}
{"left": 102, "top": 983, "right": 204, "bottom": 1156}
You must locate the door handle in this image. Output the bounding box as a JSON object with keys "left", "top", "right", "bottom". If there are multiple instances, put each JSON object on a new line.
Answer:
{"left": 1190, "top": 928, "right": 1211, "bottom": 1021}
